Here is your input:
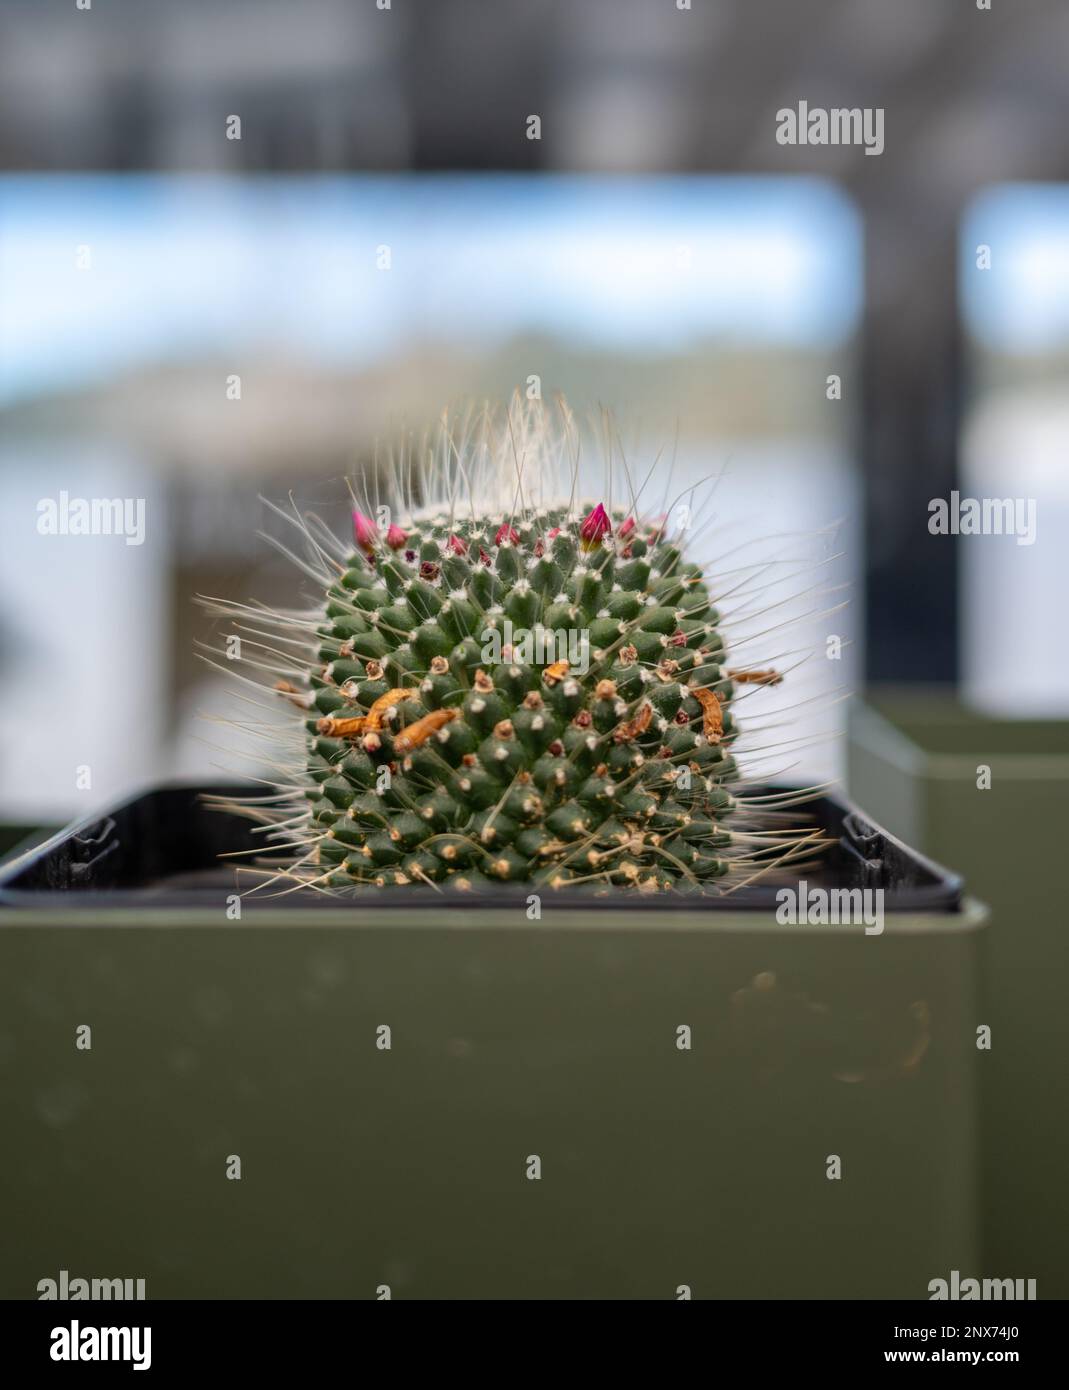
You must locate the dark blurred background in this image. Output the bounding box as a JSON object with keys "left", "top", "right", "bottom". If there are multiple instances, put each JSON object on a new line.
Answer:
{"left": 2, "top": 0, "right": 1067, "bottom": 819}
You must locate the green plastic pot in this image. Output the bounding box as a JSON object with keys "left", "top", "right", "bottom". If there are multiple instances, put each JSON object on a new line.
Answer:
{"left": 0, "top": 783, "right": 986, "bottom": 1300}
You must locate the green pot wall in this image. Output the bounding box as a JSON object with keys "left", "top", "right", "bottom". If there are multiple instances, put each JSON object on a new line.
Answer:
{"left": 848, "top": 689, "right": 1069, "bottom": 1297}
{"left": 0, "top": 898, "right": 983, "bottom": 1299}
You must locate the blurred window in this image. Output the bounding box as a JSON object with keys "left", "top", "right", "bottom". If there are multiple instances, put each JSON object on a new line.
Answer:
{"left": 960, "top": 185, "right": 1069, "bottom": 715}
{"left": 0, "top": 174, "right": 862, "bottom": 817}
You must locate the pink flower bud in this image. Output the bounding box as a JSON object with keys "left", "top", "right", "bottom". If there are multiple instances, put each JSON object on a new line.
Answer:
{"left": 580, "top": 503, "right": 612, "bottom": 548}
{"left": 352, "top": 510, "right": 378, "bottom": 552}
{"left": 494, "top": 522, "right": 520, "bottom": 546}
{"left": 385, "top": 524, "right": 407, "bottom": 550}
{"left": 618, "top": 516, "right": 636, "bottom": 538}
{"left": 446, "top": 534, "right": 467, "bottom": 556}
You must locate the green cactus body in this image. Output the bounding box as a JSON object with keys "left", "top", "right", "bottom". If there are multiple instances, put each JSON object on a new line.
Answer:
{"left": 305, "top": 499, "right": 793, "bottom": 893}
{"left": 207, "top": 401, "right": 820, "bottom": 896}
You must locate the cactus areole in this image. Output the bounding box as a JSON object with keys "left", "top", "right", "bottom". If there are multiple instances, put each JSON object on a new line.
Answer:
{"left": 210, "top": 402, "right": 812, "bottom": 896}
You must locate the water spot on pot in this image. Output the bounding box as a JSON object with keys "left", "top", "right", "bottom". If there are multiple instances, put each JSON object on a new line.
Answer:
{"left": 596, "top": 945, "right": 629, "bottom": 975}
{"left": 447, "top": 1038, "right": 473, "bottom": 1059}
{"left": 21, "top": 983, "right": 62, "bottom": 1022}
{"left": 36, "top": 1081, "right": 90, "bottom": 1129}
{"left": 308, "top": 952, "right": 348, "bottom": 988}
{"left": 193, "top": 986, "right": 231, "bottom": 1026}
{"left": 831, "top": 999, "right": 931, "bottom": 1084}
{"left": 195, "top": 1131, "right": 239, "bottom": 1165}
{"left": 462, "top": 957, "right": 490, "bottom": 984}
{"left": 168, "top": 1046, "right": 198, "bottom": 1077}
{"left": 384, "top": 1258, "right": 411, "bottom": 1289}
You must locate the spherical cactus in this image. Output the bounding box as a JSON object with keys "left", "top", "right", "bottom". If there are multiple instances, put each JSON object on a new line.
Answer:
{"left": 205, "top": 398, "right": 823, "bottom": 896}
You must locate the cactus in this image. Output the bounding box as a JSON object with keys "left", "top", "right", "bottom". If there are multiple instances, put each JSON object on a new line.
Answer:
{"left": 204, "top": 399, "right": 826, "bottom": 895}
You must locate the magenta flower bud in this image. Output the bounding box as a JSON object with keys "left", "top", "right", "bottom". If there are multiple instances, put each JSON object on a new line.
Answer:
{"left": 547, "top": 527, "right": 561, "bottom": 540}
{"left": 385, "top": 523, "right": 407, "bottom": 550}
{"left": 580, "top": 503, "right": 612, "bottom": 549}
{"left": 352, "top": 510, "right": 378, "bottom": 552}
{"left": 618, "top": 516, "right": 636, "bottom": 538}
{"left": 446, "top": 534, "right": 467, "bottom": 555}
{"left": 494, "top": 521, "right": 520, "bottom": 546}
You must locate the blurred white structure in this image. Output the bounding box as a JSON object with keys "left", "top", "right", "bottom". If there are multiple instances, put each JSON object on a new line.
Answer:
{"left": 0, "top": 447, "right": 169, "bottom": 819}
{"left": 961, "top": 185, "right": 1069, "bottom": 717}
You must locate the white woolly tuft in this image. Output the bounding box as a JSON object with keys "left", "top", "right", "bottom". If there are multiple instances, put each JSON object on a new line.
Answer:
{"left": 363, "top": 393, "right": 580, "bottom": 528}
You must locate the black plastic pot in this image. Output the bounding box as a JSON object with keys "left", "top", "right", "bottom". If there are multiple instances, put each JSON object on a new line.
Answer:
{"left": 0, "top": 783, "right": 985, "bottom": 1299}
{"left": 0, "top": 782, "right": 962, "bottom": 912}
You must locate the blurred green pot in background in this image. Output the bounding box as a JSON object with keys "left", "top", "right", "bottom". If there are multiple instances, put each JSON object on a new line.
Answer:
{"left": 849, "top": 689, "right": 1069, "bottom": 1298}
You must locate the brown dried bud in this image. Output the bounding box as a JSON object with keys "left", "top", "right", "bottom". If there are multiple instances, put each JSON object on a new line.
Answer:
{"left": 274, "top": 679, "right": 309, "bottom": 711}
{"left": 614, "top": 702, "right": 653, "bottom": 743}
{"left": 393, "top": 708, "right": 458, "bottom": 753}
{"left": 693, "top": 687, "right": 724, "bottom": 742}
{"left": 727, "top": 667, "right": 783, "bottom": 687}
{"left": 316, "top": 713, "right": 367, "bottom": 738}
{"left": 364, "top": 687, "right": 418, "bottom": 731}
